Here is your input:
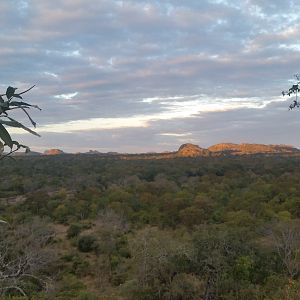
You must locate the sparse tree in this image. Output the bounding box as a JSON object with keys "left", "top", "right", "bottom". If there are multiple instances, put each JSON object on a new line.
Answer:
{"left": 0, "top": 220, "right": 56, "bottom": 298}
{"left": 270, "top": 221, "right": 300, "bottom": 278}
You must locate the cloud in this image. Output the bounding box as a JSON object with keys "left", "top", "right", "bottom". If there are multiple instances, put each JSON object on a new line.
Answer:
{"left": 1, "top": 0, "right": 299, "bottom": 152}
{"left": 11, "top": 100, "right": 298, "bottom": 153}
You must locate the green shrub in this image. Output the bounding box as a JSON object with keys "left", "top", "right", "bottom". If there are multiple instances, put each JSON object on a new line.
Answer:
{"left": 77, "top": 235, "right": 97, "bottom": 252}
{"left": 75, "top": 291, "right": 98, "bottom": 300}
{"left": 67, "top": 223, "right": 83, "bottom": 239}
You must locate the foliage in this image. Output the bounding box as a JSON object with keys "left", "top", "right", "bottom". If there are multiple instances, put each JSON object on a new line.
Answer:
{"left": 1, "top": 155, "right": 300, "bottom": 298}
{"left": 282, "top": 74, "right": 300, "bottom": 110}
{"left": 67, "top": 223, "right": 84, "bottom": 239}
{"left": 77, "top": 235, "right": 98, "bottom": 253}
{"left": 0, "top": 219, "right": 56, "bottom": 299}
{"left": 0, "top": 85, "right": 41, "bottom": 159}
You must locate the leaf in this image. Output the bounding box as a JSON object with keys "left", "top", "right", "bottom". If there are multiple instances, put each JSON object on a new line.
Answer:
{"left": 0, "top": 124, "right": 13, "bottom": 148}
{"left": 19, "top": 107, "right": 37, "bottom": 127}
{"left": 0, "top": 118, "right": 41, "bottom": 137}
{"left": 10, "top": 101, "right": 42, "bottom": 110}
{"left": 0, "top": 101, "right": 9, "bottom": 109}
{"left": 0, "top": 141, "right": 3, "bottom": 155}
{"left": 6, "top": 86, "right": 17, "bottom": 100}
{"left": 17, "top": 143, "right": 30, "bottom": 153}
{"left": 12, "top": 140, "right": 20, "bottom": 148}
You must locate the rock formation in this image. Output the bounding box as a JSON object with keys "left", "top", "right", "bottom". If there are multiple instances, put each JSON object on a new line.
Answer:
{"left": 44, "top": 149, "right": 65, "bottom": 155}
{"left": 208, "top": 143, "right": 299, "bottom": 155}
{"left": 176, "top": 143, "right": 210, "bottom": 157}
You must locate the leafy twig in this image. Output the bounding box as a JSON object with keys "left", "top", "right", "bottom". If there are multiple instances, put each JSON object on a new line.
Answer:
{"left": 0, "top": 85, "right": 40, "bottom": 159}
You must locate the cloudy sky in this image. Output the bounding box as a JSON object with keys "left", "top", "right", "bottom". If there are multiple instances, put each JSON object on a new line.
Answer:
{"left": 2, "top": 0, "right": 300, "bottom": 153}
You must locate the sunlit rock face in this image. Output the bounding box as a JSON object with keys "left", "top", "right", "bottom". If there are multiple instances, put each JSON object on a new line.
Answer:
{"left": 208, "top": 143, "right": 300, "bottom": 155}
{"left": 176, "top": 143, "right": 210, "bottom": 157}
{"left": 44, "top": 149, "right": 65, "bottom": 155}
{"left": 176, "top": 143, "right": 300, "bottom": 158}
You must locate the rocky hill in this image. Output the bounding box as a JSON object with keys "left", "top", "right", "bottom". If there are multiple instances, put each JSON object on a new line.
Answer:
{"left": 44, "top": 149, "right": 65, "bottom": 155}
{"left": 176, "top": 143, "right": 210, "bottom": 157}
{"left": 12, "top": 143, "right": 300, "bottom": 159}
{"left": 208, "top": 143, "right": 299, "bottom": 155}
{"left": 170, "top": 143, "right": 300, "bottom": 158}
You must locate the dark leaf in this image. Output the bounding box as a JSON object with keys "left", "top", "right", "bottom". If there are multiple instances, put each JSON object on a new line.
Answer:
{"left": 20, "top": 107, "right": 37, "bottom": 127}
{"left": 0, "top": 141, "right": 3, "bottom": 155}
{"left": 6, "top": 86, "right": 17, "bottom": 100}
{"left": 0, "top": 101, "right": 9, "bottom": 109}
{"left": 0, "top": 118, "right": 41, "bottom": 137}
{"left": 10, "top": 101, "right": 42, "bottom": 110}
{"left": 0, "top": 124, "right": 13, "bottom": 148}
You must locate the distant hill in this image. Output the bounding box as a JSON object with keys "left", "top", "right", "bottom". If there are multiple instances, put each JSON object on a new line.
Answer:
{"left": 12, "top": 150, "right": 41, "bottom": 156}
{"left": 84, "top": 150, "right": 119, "bottom": 156}
{"left": 118, "top": 142, "right": 300, "bottom": 160}
{"left": 85, "top": 150, "right": 101, "bottom": 155}
{"left": 44, "top": 149, "right": 65, "bottom": 155}
{"left": 173, "top": 142, "right": 300, "bottom": 158}
{"left": 9, "top": 143, "right": 300, "bottom": 159}
{"left": 208, "top": 143, "right": 299, "bottom": 155}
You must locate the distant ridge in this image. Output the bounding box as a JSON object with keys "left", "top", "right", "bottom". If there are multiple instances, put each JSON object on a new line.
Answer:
{"left": 175, "top": 143, "right": 299, "bottom": 157}
{"left": 12, "top": 150, "right": 41, "bottom": 156}
{"left": 118, "top": 143, "right": 300, "bottom": 160}
{"left": 207, "top": 143, "right": 299, "bottom": 155}
{"left": 9, "top": 143, "right": 300, "bottom": 158}
{"left": 84, "top": 150, "right": 119, "bottom": 156}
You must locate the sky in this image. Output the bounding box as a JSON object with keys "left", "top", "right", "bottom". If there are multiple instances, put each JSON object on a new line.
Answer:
{"left": 1, "top": 0, "right": 300, "bottom": 153}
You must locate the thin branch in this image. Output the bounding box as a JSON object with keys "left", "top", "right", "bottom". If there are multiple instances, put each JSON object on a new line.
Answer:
{"left": 1, "top": 286, "right": 27, "bottom": 297}
{"left": 0, "top": 147, "right": 19, "bottom": 161}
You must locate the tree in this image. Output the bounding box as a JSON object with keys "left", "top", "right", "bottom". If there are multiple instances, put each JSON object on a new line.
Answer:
{"left": 282, "top": 74, "right": 300, "bottom": 110}
{"left": 125, "top": 227, "right": 197, "bottom": 300}
{"left": 269, "top": 221, "right": 300, "bottom": 278}
{"left": 0, "top": 219, "right": 56, "bottom": 298}
{"left": 0, "top": 85, "right": 41, "bottom": 159}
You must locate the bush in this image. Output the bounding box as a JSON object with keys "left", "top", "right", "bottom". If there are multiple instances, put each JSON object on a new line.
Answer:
{"left": 77, "top": 235, "right": 97, "bottom": 252}
{"left": 67, "top": 223, "right": 83, "bottom": 239}
{"left": 75, "top": 291, "right": 99, "bottom": 300}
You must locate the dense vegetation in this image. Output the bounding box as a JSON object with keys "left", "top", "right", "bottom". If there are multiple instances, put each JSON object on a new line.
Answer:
{"left": 1, "top": 155, "right": 300, "bottom": 299}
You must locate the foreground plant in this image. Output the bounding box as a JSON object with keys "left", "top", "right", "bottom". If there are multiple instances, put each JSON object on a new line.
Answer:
{"left": 282, "top": 74, "right": 300, "bottom": 110}
{"left": 0, "top": 85, "right": 41, "bottom": 159}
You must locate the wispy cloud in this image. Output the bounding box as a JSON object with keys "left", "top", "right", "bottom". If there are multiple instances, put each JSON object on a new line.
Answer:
{"left": 54, "top": 92, "right": 79, "bottom": 100}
